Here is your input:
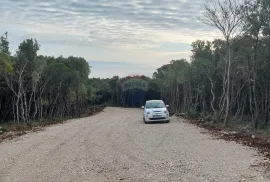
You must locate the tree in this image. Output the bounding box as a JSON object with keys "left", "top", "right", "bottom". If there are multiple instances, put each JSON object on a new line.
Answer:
{"left": 0, "top": 32, "right": 10, "bottom": 55}
{"left": 200, "top": 0, "right": 244, "bottom": 125}
{"left": 0, "top": 33, "right": 13, "bottom": 122}
{"left": 0, "top": 32, "right": 12, "bottom": 73}
{"left": 0, "top": 52, "right": 13, "bottom": 73}
{"left": 242, "top": 0, "right": 270, "bottom": 128}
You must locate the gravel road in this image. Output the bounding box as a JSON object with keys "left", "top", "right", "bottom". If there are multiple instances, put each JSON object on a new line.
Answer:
{"left": 0, "top": 107, "right": 269, "bottom": 182}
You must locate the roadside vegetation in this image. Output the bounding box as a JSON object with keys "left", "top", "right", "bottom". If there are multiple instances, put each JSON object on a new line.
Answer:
{"left": 0, "top": 34, "right": 108, "bottom": 136}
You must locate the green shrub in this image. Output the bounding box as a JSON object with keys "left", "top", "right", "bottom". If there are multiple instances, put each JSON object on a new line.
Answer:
{"left": 202, "top": 114, "right": 220, "bottom": 123}
{"left": 0, "top": 126, "right": 8, "bottom": 133}
{"left": 204, "top": 115, "right": 212, "bottom": 122}
{"left": 186, "top": 109, "right": 201, "bottom": 119}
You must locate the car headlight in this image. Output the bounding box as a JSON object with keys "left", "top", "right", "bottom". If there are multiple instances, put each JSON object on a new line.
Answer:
{"left": 164, "top": 111, "right": 168, "bottom": 114}
{"left": 147, "top": 112, "right": 150, "bottom": 115}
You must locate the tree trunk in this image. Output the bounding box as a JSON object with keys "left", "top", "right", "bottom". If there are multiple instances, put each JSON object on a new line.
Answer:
{"left": 264, "top": 80, "right": 269, "bottom": 127}
{"left": 208, "top": 76, "right": 217, "bottom": 115}
{"left": 224, "top": 39, "right": 231, "bottom": 126}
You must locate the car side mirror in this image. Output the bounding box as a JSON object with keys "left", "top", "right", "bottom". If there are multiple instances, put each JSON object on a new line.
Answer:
{"left": 166, "top": 105, "right": 169, "bottom": 108}
{"left": 141, "top": 106, "right": 145, "bottom": 109}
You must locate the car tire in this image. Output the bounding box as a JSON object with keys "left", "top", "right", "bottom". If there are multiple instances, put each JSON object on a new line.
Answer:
{"left": 143, "top": 117, "right": 148, "bottom": 124}
{"left": 166, "top": 120, "right": 170, "bottom": 123}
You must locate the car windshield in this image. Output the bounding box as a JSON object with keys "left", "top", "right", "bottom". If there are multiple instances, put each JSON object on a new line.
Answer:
{"left": 145, "top": 101, "right": 165, "bottom": 109}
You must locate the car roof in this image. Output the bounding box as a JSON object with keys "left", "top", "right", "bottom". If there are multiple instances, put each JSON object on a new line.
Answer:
{"left": 146, "top": 100, "right": 163, "bottom": 102}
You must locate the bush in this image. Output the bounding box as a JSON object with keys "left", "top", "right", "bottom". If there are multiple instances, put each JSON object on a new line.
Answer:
{"left": 0, "top": 126, "right": 8, "bottom": 133}
{"left": 204, "top": 115, "right": 212, "bottom": 122}
{"left": 200, "top": 114, "right": 220, "bottom": 123}
{"left": 186, "top": 109, "right": 201, "bottom": 119}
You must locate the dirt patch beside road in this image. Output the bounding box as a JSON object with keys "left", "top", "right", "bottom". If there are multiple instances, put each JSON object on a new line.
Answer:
{"left": 182, "top": 119, "right": 270, "bottom": 172}
{"left": 0, "top": 105, "right": 106, "bottom": 143}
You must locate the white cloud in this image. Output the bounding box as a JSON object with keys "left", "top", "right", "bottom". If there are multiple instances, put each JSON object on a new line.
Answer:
{"left": 1, "top": 0, "right": 217, "bottom": 47}
{"left": 1, "top": 0, "right": 220, "bottom": 77}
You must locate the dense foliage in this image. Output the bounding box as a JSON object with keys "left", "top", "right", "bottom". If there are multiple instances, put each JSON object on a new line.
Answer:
{"left": 0, "top": 35, "right": 91, "bottom": 123}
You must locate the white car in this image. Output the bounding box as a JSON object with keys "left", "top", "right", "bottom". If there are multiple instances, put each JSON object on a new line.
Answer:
{"left": 142, "top": 100, "right": 170, "bottom": 124}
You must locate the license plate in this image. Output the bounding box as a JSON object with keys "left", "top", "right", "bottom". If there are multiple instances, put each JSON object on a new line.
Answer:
{"left": 153, "top": 115, "right": 160, "bottom": 118}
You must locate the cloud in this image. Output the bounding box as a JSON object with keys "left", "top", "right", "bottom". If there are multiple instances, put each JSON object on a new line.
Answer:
{"left": 1, "top": 0, "right": 219, "bottom": 77}
{"left": 1, "top": 0, "right": 217, "bottom": 49}
{"left": 88, "top": 61, "right": 155, "bottom": 78}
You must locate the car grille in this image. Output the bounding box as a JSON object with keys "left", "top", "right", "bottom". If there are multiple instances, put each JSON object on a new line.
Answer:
{"left": 149, "top": 117, "right": 166, "bottom": 120}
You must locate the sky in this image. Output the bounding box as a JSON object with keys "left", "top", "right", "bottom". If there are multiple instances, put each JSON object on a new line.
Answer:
{"left": 1, "top": 0, "right": 220, "bottom": 78}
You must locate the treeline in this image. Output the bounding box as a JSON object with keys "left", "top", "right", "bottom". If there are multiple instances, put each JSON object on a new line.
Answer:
{"left": 154, "top": 0, "right": 270, "bottom": 129}
{"left": 0, "top": 33, "right": 158, "bottom": 124}
{"left": 86, "top": 76, "right": 160, "bottom": 107}
{"left": 0, "top": 34, "right": 92, "bottom": 123}
{"left": 0, "top": 35, "right": 159, "bottom": 124}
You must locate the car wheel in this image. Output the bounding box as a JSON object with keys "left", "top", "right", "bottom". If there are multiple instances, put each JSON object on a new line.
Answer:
{"left": 143, "top": 118, "right": 149, "bottom": 124}
{"left": 166, "top": 120, "right": 170, "bottom": 123}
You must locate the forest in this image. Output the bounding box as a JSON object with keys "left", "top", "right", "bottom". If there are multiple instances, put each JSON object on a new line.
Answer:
{"left": 1, "top": 0, "right": 270, "bottom": 130}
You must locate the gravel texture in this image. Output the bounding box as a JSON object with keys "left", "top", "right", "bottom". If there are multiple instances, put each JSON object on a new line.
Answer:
{"left": 0, "top": 107, "right": 269, "bottom": 182}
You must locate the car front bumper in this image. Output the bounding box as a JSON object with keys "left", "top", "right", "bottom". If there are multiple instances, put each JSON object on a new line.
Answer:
{"left": 144, "top": 116, "right": 170, "bottom": 122}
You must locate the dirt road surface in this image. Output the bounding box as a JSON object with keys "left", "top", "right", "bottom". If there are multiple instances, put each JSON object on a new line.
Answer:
{"left": 0, "top": 107, "right": 269, "bottom": 182}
